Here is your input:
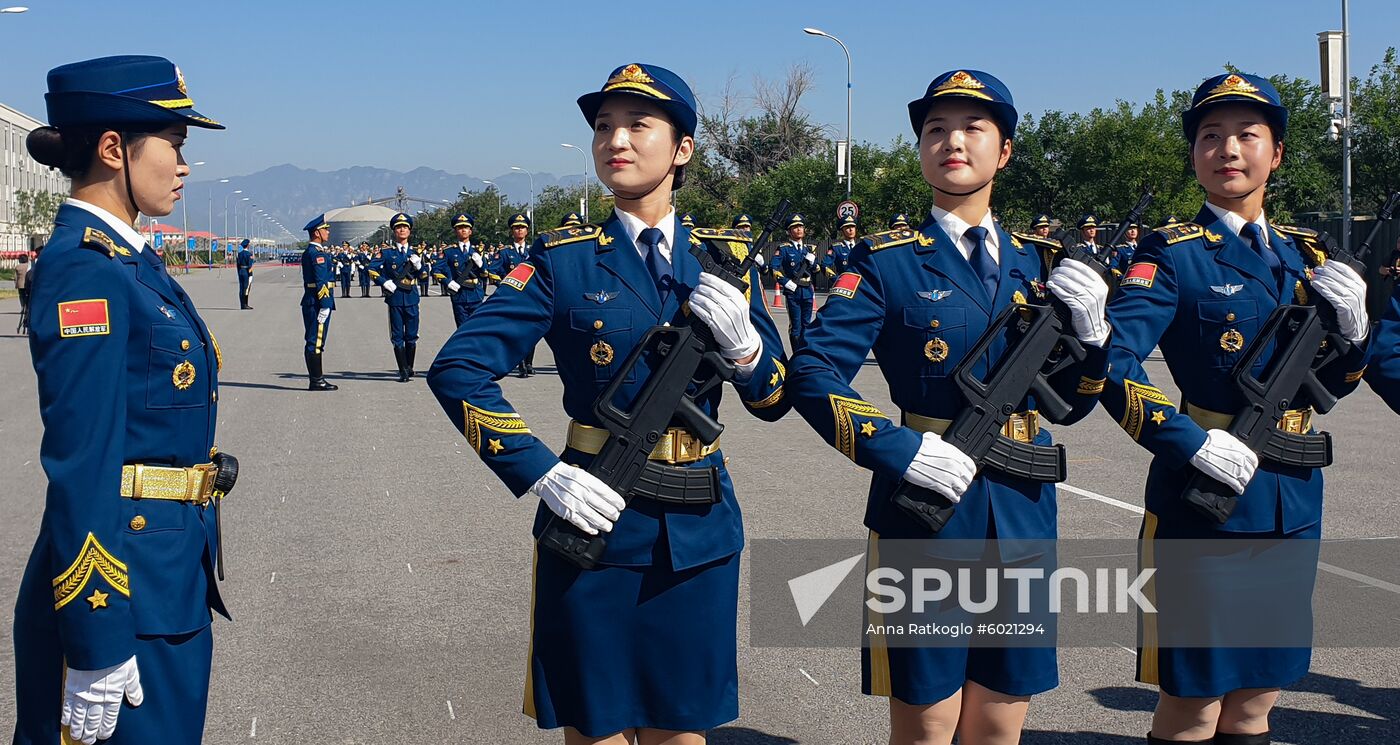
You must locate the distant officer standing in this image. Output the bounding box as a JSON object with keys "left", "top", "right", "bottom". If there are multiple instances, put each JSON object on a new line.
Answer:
{"left": 434, "top": 212, "right": 490, "bottom": 328}
{"left": 1366, "top": 238, "right": 1400, "bottom": 413}
{"left": 368, "top": 212, "right": 429, "bottom": 382}
{"left": 888, "top": 213, "right": 911, "bottom": 231}
{"left": 771, "top": 213, "right": 820, "bottom": 349}
{"left": 235, "top": 237, "right": 253, "bottom": 309}
{"left": 1074, "top": 213, "right": 1101, "bottom": 257}
{"left": 824, "top": 215, "right": 859, "bottom": 280}
{"left": 336, "top": 243, "right": 354, "bottom": 298}
{"left": 1111, "top": 222, "right": 1142, "bottom": 275}
{"left": 356, "top": 242, "right": 372, "bottom": 297}
{"left": 560, "top": 212, "right": 584, "bottom": 228}
{"left": 1030, "top": 212, "right": 1053, "bottom": 239}
{"left": 493, "top": 213, "right": 535, "bottom": 377}
{"left": 679, "top": 212, "right": 696, "bottom": 229}
{"left": 300, "top": 215, "right": 338, "bottom": 391}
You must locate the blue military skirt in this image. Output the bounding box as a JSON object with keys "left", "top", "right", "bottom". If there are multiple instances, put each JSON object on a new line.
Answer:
{"left": 12, "top": 539, "right": 214, "bottom": 745}
{"left": 1136, "top": 497, "right": 1320, "bottom": 698}
{"left": 524, "top": 546, "right": 740, "bottom": 736}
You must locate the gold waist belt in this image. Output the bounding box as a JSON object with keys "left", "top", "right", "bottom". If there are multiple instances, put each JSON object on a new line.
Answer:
{"left": 904, "top": 410, "right": 1040, "bottom": 444}
{"left": 566, "top": 421, "right": 719, "bottom": 464}
{"left": 120, "top": 463, "right": 218, "bottom": 505}
{"left": 1184, "top": 404, "right": 1312, "bottom": 435}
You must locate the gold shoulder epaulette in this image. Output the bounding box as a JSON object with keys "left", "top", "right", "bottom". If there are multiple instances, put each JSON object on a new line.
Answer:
{"left": 864, "top": 228, "right": 919, "bottom": 252}
{"left": 1273, "top": 224, "right": 1327, "bottom": 265}
{"left": 81, "top": 227, "right": 129, "bottom": 258}
{"left": 690, "top": 227, "right": 752, "bottom": 243}
{"left": 1155, "top": 222, "right": 1205, "bottom": 245}
{"left": 1272, "top": 223, "right": 1318, "bottom": 240}
{"left": 541, "top": 224, "right": 602, "bottom": 249}
{"left": 1011, "top": 232, "right": 1061, "bottom": 252}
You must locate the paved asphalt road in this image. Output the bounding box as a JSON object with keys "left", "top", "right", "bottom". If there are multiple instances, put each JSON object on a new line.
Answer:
{"left": 0, "top": 266, "right": 1396, "bottom": 744}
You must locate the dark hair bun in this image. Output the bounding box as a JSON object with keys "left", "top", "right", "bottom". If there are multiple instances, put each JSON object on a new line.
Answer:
{"left": 26, "top": 126, "right": 66, "bottom": 168}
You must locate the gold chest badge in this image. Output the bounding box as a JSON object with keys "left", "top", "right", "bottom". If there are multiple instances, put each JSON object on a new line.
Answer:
{"left": 172, "top": 361, "right": 197, "bottom": 390}
{"left": 1220, "top": 329, "right": 1245, "bottom": 353}
{"left": 924, "top": 338, "right": 950, "bottom": 363}
{"left": 589, "top": 341, "right": 615, "bottom": 366}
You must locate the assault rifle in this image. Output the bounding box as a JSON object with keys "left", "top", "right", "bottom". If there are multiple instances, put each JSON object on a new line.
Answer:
{"left": 538, "top": 201, "right": 793, "bottom": 568}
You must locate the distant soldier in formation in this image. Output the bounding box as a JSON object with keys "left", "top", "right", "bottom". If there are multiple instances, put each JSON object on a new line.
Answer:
{"left": 1368, "top": 236, "right": 1400, "bottom": 413}
{"left": 368, "top": 212, "right": 430, "bottom": 382}
{"left": 560, "top": 212, "right": 584, "bottom": 228}
{"left": 493, "top": 213, "right": 535, "bottom": 377}
{"left": 772, "top": 212, "right": 820, "bottom": 348}
{"left": 301, "top": 215, "right": 339, "bottom": 391}
{"left": 1074, "top": 213, "right": 1101, "bottom": 257}
{"left": 679, "top": 212, "right": 696, "bottom": 228}
{"left": 356, "top": 242, "right": 373, "bottom": 296}
{"left": 1030, "top": 212, "right": 1053, "bottom": 239}
{"left": 824, "top": 214, "right": 859, "bottom": 281}
{"left": 336, "top": 243, "right": 354, "bottom": 298}
{"left": 434, "top": 212, "right": 490, "bottom": 328}
{"left": 888, "top": 213, "right": 911, "bottom": 231}
{"left": 235, "top": 237, "right": 254, "bottom": 309}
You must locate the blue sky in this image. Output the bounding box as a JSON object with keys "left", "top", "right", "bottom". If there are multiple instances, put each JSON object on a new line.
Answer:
{"left": 1, "top": 0, "right": 1394, "bottom": 182}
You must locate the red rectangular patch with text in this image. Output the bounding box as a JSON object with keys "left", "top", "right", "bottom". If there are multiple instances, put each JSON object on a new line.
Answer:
{"left": 58, "top": 299, "right": 110, "bottom": 337}
{"left": 1121, "top": 262, "right": 1157, "bottom": 289}
{"left": 831, "top": 272, "right": 863, "bottom": 299}
{"left": 501, "top": 263, "right": 536, "bottom": 291}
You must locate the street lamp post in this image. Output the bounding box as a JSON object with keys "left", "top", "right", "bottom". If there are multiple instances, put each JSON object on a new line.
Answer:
{"left": 481, "top": 180, "right": 502, "bottom": 219}
{"left": 510, "top": 166, "right": 535, "bottom": 234}
{"left": 223, "top": 189, "right": 242, "bottom": 245}
{"left": 804, "top": 27, "right": 853, "bottom": 199}
{"left": 233, "top": 196, "right": 249, "bottom": 248}
{"left": 179, "top": 161, "right": 204, "bottom": 272}
{"left": 561, "top": 143, "right": 590, "bottom": 222}
{"left": 1340, "top": 0, "right": 1352, "bottom": 253}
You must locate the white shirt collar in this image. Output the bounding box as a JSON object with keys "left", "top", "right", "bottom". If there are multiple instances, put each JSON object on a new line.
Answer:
{"left": 395, "top": 243, "right": 410, "bottom": 251}
{"left": 1205, "top": 203, "right": 1270, "bottom": 248}
{"left": 64, "top": 198, "right": 146, "bottom": 253}
{"left": 929, "top": 205, "right": 1000, "bottom": 263}
{"left": 614, "top": 206, "right": 676, "bottom": 262}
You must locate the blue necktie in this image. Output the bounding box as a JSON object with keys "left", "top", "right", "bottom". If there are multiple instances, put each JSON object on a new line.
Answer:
{"left": 639, "top": 227, "right": 671, "bottom": 302}
{"left": 1241, "top": 223, "right": 1281, "bottom": 285}
{"left": 965, "top": 226, "right": 999, "bottom": 304}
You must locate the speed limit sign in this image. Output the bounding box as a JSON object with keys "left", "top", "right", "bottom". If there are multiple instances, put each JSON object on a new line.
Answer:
{"left": 837, "top": 200, "right": 860, "bottom": 222}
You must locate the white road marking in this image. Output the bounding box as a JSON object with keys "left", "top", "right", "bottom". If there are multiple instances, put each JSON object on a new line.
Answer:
{"left": 447, "top": 700, "right": 456, "bottom": 720}
{"left": 269, "top": 572, "right": 276, "bottom": 584}
{"left": 1063, "top": 482, "right": 1400, "bottom": 595}
{"left": 799, "top": 668, "right": 819, "bottom": 686}
{"left": 249, "top": 717, "right": 257, "bottom": 738}
{"left": 1116, "top": 645, "right": 1137, "bottom": 656}
{"left": 407, "top": 563, "right": 413, "bottom": 574}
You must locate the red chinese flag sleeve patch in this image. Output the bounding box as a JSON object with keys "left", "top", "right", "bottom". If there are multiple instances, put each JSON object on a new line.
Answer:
{"left": 501, "top": 263, "right": 536, "bottom": 291}
{"left": 1121, "top": 262, "right": 1158, "bottom": 289}
{"left": 831, "top": 272, "right": 863, "bottom": 299}
{"left": 58, "top": 299, "right": 111, "bottom": 337}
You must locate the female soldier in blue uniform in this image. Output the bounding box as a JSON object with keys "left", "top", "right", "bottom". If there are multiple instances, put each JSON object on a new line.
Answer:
{"left": 427, "top": 62, "right": 790, "bottom": 745}
{"left": 786, "top": 69, "right": 1112, "bottom": 745}
{"left": 367, "top": 212, "right": 429, "bottom": 382}
{"left": 300, "top": 214, "right": 339, "bottom": 391}
{"left": 13, "top": 55, "right": 235, "bottom": 745}
{"left": 1099, "top": 73, "right": 1371, "bottom": 745}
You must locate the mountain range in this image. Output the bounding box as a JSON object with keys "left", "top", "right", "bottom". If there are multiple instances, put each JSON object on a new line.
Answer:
{"left": 179, "top": 164, "right": 578, "bottom": 238}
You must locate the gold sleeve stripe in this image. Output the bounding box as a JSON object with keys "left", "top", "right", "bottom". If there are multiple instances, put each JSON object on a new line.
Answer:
{"left": 830, "top": 394, "right": 889, "bottom": 462}
{"left": 210, "top": 332, "right": 223, "bottom": 372}
{"left": 1344, "top": 367, "right": 1367, "bottom": 384}
{"left": 462, "top": 402, "right": 531, "bottom": 453}
{"left": 52, "top": 533, "right": 129, "bottom": 610}
{"left": 1119, "top": 380, "right": 1175, "bottom": 441}
{"left": 746, "top": 358, "right": 786, "bottom": 409}
{"left": 1077, "top": 377, "right": 1106, "bottom": 396}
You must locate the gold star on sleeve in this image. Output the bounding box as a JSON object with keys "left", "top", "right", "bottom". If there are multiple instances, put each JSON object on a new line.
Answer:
{"left": 86, "top": 589, "right": 109, "bottom": 610}
{"left": 861, "top": 421, "right": 877, "bottom": 437}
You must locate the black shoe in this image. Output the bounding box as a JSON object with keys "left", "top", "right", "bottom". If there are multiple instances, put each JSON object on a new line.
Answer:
{"left": 516, "top": 363, "right": 528, "bottom": 379}
{"left": 305, "top": 353, "right": 338, "bottom": 391}
{"left": 242, "top": 305, "right": 253, "bottom": 310}
{"left": 405, "top": 343, "right": 417, "bottom": 379}
{"left": 394, "top": 347, "right": 410, "bottom": 382}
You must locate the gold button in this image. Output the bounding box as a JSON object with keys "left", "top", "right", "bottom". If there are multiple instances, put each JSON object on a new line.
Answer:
{"left": 181, "top": 340, "right": 191, "bottom": 351}
{"left": 129, "top": 516, "right": 146, "bottom": 531}
{"left": 594, "top": 320, "right": 604, "bottom": 330}
{"left": 930, "top": 319, "right": 941, "bottom": 329}
{"left": 1226, "top": 312, "right": 1236, "bottom": 322}
{"left": 211, "top": 392, "right": 217, "bottom": 403}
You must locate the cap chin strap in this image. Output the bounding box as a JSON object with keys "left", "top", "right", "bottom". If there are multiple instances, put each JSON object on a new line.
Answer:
{"left": 120, "top": 135, "right": 143, "bottom": 220}
{"left": 933, "top": 174, "right": 996, "bottom": 199}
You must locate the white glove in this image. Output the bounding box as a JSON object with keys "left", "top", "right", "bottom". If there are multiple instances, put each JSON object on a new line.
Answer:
{"left": 316, "top": 308, "right": 331, "bottom": 324}
{"left": 62, "top": 656, "right": 143, "bottom": 744}
{"left": 803, "top": 250, "right": 817, "bottom": 264}
{"left": 1310, "top": 262, "right": 1370, "bottom": 343}
{"left": 383, "top": 280, "right": 399, "bottom": 294}
{"left": 532, "top": 462, "right": 627, "bottom": 536}
{"left": 1190, "top": 429, "right": 1259, "bottom": 496}
{"left": 470, "top": 253, "right": 484, "bottom": 268}
{"left": 1046, "top": 258, "right": 1110, "bottom": 347}
{"left": 783, "top": 279, "right": 798, "bottom": 293}
{"left": 902, "top": 431, "right": 977, "bottom": 503}
{"left": 409, "top": 254, "right": 423, "bottom": 269}
{"left": 752, "top": 252, "right": 764, "bottom": 268}
{"left": 688, "top": 273, "right": 761, "bottom": 361}
{"left": 447, "top": 280, "right": 462, "bottom": 293}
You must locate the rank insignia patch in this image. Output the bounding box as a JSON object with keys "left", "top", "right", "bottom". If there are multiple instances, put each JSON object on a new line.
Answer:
{"left": 831, "top": 272, "right": 862, "bottom": 299}
{"left": 1121, "top": 262, "right": 1157, "bottom": 289}
{"left": 58, "top": 299, "right": 110, "bottom": 337}
{"left": 502, "top": 263, "right": 536, "bottom": 291}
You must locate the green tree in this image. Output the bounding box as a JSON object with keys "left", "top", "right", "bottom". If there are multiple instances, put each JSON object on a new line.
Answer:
{"left": 15, "top": 189, "right": 66, "bottom": 244}
{"left": 1352, "top": 47, "right": 1400, "bottom": 210}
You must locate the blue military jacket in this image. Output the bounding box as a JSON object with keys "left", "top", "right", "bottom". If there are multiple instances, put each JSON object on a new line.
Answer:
{"left": 300, "top": 242, "right": 336, "bottom": 310}
{"left": 25, "top": 204, "right": 227, "bottom": 670}
{"left": 434, "top": 243, "right": 489, "bottom": 305}
{"left": 786, "top": 216, "right": 1108, "bottom": 543}
{"left": 1102, "top": 206, "right": 1368, "bottom": 533}
{"left": 427, "top": 212, "right": 791, "bottom": 570}
{"left": 1367, "top": 282, "right": 1400, "bottom": 413}
{"left": 773, "top": 242, "right": 818, "bottom": 293}
{"left": 368, "top": 244, "right": 429, "bottom": 307}
{"left": 491, "top": 244, "right": 528, "bottom": 279}
{"left": 824, "top": 240, "right": 855, "bottom": 278}
{"left": 235, "top": 248, "right": 253, "bottom": 273}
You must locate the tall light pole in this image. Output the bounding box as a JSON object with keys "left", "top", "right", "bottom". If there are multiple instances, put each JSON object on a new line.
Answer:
{"left": 233, "top": 196, "right": 249, "bottom": 245}
{"left": 511, "top": 166, "right": 535, "bottom": 233}
{"left": 804, "top": 27, "right": 853, "bottom": 199}
{"left": 481, "top": 180, "right": 501, "bottom": 219}
{"left": 223, "top": 189, "right": 242, "bottom": 243}
{"left": 1341, "top": 0, "right": 1352, "bottom": 253}
{"left": 561, "top": 143, "right": 589, "bottom": 221}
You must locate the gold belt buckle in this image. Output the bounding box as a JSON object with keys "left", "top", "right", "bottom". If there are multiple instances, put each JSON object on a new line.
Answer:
{"left": 1278, "top": 410, "right": 1308, "bottom": 435}
{"left": 667, "top": 429, "right": 692, "bottom": 464}
{"left": 1003, "top": 413, "right": 1027, "bottom": 443}
{"left": 189, "top": 463, "right": 217, "bottom": 505}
